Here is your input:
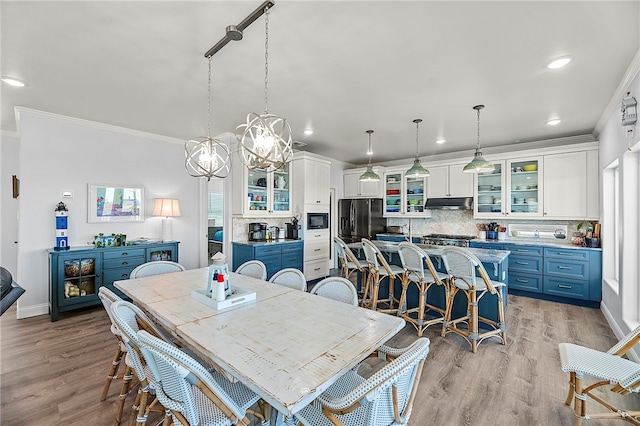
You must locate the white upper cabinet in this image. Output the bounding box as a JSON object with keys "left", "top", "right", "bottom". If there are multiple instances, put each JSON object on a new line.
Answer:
{"left": 383, "top": 167, "right": 431, "bottom": 218}
{"left": 343, "top": 168, "right": 383, "bottom": 198}
{"left": 427, "top": 164, "right": 473, "bottom": 198}
{"left": 543, "top": 149, "right": 598, "bottom": 219}
{"left": 232, "top": 160, "right": 292, "bottom": 218}
{"left": 293, "top": 153, "right": 331, "bottom": 206}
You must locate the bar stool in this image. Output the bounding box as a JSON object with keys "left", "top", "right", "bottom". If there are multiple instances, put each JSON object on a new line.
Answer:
{"left": 397, "top": 242, "right": 450, "bottom": 337}
{"left": 361, "top": 239, "right": 404, "bottom": 313}
{"left": 441, "top": 247, "right": 506, "bottom": 353}
{"left": 334, "top": 236, "right": 368, "bottom": 293}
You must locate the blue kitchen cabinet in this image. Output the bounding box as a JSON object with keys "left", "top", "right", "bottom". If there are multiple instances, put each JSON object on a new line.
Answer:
{"left": 376, "top": 234, "right": 421, "bottom": 243}
{"left": 232, "top": 240, "right": 304, "bottom": 280}
{"left": 507, "top": 245, "right": 544, "bottom": 293}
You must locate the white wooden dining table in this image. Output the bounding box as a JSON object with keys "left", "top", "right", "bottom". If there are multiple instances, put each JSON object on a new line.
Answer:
{"left": 115, "top": 267, "right": 405, "bottom": 423}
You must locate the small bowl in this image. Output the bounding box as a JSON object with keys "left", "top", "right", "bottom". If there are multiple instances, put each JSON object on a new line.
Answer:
{"left": 409, "top": 199, "right": 420, "bottom": 205}
{"left": 478, "top": 185, "right": 493, "bottom": 191}
{"left": 523, "top": 164, "right": 538, "bottom": 172}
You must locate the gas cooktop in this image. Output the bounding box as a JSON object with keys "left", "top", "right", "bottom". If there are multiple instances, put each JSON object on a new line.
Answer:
{"left": 421, "top": 234, "right": 476, "bottom": 247}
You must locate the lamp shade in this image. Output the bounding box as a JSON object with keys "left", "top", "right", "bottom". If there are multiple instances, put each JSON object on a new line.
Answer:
{"left": 152, "top": 198, "right": 181, "bottom": 217}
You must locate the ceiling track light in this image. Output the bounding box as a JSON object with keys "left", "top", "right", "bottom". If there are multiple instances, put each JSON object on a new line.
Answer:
{"left": 463, "top": 104, "right": 495, "bottom": 174}
{"left": 359, "top": 130, "right": 380, "bottom": 182}
{"left": 405, "top": 118, "right": 430, "bottom": 178}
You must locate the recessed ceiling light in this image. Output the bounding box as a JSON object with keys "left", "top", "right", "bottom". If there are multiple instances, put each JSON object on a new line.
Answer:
{"left": 2, "top": 77, "right": 26, "bottom": 87}
{"left": 546, "top": 56, "right": 572, "bottom": 69}
{"left": 303, "top": 129, "right": 313, "bottom": 136}
{"left": 435, "top": 139, "right": 446, "bottom": 144}
{"left": 547, "top": 119, "right": 562, "bottom": 126}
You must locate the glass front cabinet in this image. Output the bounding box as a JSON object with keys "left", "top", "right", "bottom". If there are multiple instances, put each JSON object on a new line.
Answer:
{"left": 474, "top": 157, "right": 542, "bottom": 219}
{"left": 233, "top": 162, "right": 292, "bottom": 217}
{"left": 383, "top": 167, "right": 429, "bottom": 217}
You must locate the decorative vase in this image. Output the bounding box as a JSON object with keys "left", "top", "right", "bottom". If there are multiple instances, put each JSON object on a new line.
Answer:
{"left": 571, "top": 232, "right": 585, "bottom": 246}
{"left": 277, "top": 176, "right": 286, "bottom": 189}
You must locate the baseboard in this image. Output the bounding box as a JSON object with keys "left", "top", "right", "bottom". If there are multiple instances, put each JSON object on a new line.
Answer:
{"left": 600, "top": 300, "right": 640, "bottom": 363}
{"left": 16, "top": 303, "right": 48, "bottom": 319}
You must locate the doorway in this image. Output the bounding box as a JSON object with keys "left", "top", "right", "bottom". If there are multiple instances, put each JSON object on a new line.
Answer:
{"left": 207, "top": 178, "right": 224, "bottom": 264}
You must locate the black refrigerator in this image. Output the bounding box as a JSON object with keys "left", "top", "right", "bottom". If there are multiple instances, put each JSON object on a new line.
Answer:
{"left": 338, "top": 198, "right": 386, "bottom": 244}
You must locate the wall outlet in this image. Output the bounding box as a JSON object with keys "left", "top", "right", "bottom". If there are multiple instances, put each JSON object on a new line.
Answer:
{"left": 61, "top": 190, "right": 73, "bottom": 198}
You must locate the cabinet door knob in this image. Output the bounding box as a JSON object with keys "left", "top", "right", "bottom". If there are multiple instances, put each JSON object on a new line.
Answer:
{"left": 121, "top": 252, "right": 128, "bottom": 256}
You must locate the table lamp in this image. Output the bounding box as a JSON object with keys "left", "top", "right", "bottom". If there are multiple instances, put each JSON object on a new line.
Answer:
{"left": 152, "top": 198, "right": 181, "bottom": 242}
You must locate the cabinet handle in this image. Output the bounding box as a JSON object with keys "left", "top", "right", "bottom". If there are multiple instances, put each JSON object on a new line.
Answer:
{"left": 314, "top": 248, "right": 321, "bottom": 252}
{"left": 121, "top": 252, "right": 128, "bottom": 256}
{"left": 121, "top": 273, "right": 129, "bottom": 278}
{"left": 122, "top": 261, "right": 129, "bottom": 265}
{"left": 557, "top": 252, "right": 575, "bottom": 256}
{"left": 516, "top": 261, "right": 529, "bottom": 265}
{"left": 314, "top": 267, "right": 321, "bottom": 271}
{"left": 516, "top": 279, "right": 529, "bottom": 283}
{"left": 557, "top": 266, "right": 572, "bottom": 270}
{"left": 315, "top": 235, "right": 321, "bottom": 238}
{"left": 558, "top": 284, "right": 572, "bottom": 289}
{"left": 515, "top": 249, "right": 530, "bottom": 252}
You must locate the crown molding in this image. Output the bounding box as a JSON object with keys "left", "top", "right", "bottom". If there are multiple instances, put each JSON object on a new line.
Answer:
{"left": 593, "top": 47, "right": 640, "bottom": 139}
{"left": 14, "top": 107, "right": 185, "bottom": 145}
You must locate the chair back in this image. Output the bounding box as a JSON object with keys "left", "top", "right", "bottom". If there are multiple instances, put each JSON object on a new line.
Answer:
{"left": 110, "top": 300, "right": 166, "bottom": 382}
{"left": 269, "top": 268, "right": 306, "bottom": 291}
{"left": 130, "top": 261, "right": 186, "bottom": 279}
{"left": 442, "top": 247, "right": 497, "bottom": 293}
{"left": 137, "top": 329, "right": 247, "bottom": 426}
{"left": 362, "top": 239, "right": 398, "bottom": 278}
{"left": 235, "top": 260, "right": 267, "bottom": 281}
{"left": 607, "top": 325, "right": 640, "bottom": 356}
{"left": 398, "top": 242, "right": 427, "bottom": 280}
{"left": 310, "top": 277, "right": 358, "bottom": 306}
{"left": 98, "top": 286, "right": 123, "bottom": 337}
{"left": 335, "top": 236, "right": 365, "bottom": 271}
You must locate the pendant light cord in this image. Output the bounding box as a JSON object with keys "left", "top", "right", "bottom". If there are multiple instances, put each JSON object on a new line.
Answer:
{"left": 263, "top": 5, "right": 270, "bottom": 115}
{"left": 414, "top": 119, "right": 422, "bottom": 157}
{"left": 207, "top": 57, "right": 212, "bottom": 138}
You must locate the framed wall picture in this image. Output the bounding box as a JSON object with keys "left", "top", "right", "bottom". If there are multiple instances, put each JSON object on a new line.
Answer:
{"left": 88, "top": 184, "right": 145, "bottom": 223}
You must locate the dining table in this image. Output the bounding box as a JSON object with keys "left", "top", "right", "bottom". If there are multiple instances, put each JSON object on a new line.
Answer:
{"left": 114, "top": 267, "right": 405, "bottom": 424}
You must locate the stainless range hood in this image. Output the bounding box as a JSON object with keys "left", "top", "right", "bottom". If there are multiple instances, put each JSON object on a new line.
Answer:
{"left": 424, "top": 197, "right": 473, "bottom": 210}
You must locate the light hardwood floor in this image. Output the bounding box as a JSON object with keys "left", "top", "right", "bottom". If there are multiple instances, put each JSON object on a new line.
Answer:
{"left": 1, "top": 292, "right": 638, "bottom": 425}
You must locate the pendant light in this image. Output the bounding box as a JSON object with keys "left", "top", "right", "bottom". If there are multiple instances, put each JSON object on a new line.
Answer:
{"left": 184, "top": 57, "right": 231, "bottom": 181}
{"left": 405, "top": 118, "right": 430, "bottom": 178}
{"left": 236, "top": 4, "right": 293, "bottom": 172}
{"left": 463, "top": 104, "right": 495, "bottom": 173}
{"left": 359, "top": 130, "right": 380, "bottom": 182}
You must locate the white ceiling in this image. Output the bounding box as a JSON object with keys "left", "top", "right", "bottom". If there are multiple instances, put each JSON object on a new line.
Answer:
{"left": 2, "top": 1, "right": 639, "bottom": 166}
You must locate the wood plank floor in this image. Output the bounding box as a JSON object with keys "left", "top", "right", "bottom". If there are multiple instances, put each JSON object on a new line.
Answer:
{"left": 1, "top": 293, "right": 638, "bottom": 425}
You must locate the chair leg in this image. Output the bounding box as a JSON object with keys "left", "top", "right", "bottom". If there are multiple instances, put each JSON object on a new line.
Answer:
{"left": 564, "top": 372, "right": 576, "bottom": 406}
{"left": 572, "top": 373, "right": 584, "bottom": 426}
{"left": 115, "top": 365, "right": 135, "bottom": 424}
{"left": 397, "top": 276, "right": 409, "bottom": 316}
{"left": 469, "top": 290, "right": 479, "bottom": 353}
{"left": 415, "top": 282, "right": 426, "bottom": 337}
{"left": 101, "top": 344, "right": 124, "bottom": 401}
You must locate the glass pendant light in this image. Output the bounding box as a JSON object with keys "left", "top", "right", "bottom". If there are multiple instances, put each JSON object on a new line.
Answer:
{"left": 184, "top": 57, "right": 231, "bottom": 181}
{"left": 463, "top": 104, "right": 495, "bottom": 173}
{"left": 236, "top": 4, "right": 293, "bottom": 172}
{"left": 405, "top": 118, "right": 430, "bottom": 178}
{"left": 359, "top": 130, "right": 380, "bottom": 182}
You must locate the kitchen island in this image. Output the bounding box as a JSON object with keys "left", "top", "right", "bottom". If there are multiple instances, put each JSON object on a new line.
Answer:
{"left": 348, "top": 240, "right": 510, "bottom": 329}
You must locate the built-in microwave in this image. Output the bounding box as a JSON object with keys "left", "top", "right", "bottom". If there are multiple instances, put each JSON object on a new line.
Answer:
{"left": 307, "top": 212, "right": 329, "bottom": 230}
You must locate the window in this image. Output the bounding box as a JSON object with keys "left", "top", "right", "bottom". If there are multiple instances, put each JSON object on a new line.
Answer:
{"left": 603, "top": 160, "right": 619, "bottom": 294}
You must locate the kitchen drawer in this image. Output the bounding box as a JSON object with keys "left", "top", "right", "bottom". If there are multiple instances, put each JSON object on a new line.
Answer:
{"left": 305, "top": 241, "right": 329, "bottom": 260}
{"left": 103, "top": 266, "right": 138, "bottom": 283}
{"left": 281, "top": 241, "right": 303, "bottom": 254}
{"left": 304, "top": 259, "right": 328, "bottom": 280}
{"left": 260, "top": 255, "right": 282, "bottom": 280}
{"left": 281, "top": 252, "right": 303, "bottom": 270}
{"left": 544, "top": 277, "right": 588, "bottom": 300}
{"left": 509, "top": 272, "right": 543, "bottom": 293}
{"left": 469, "top": 242, "right": 503, "bottom": 250}
{"left": 305, "top": 230, "right": 330, "bottom": 242}
{"left": 103, "top": 248, "right": 145, "bottom": 260}
{"left": 103, "top": 256, "right": 144, "bottom": 270}
{"left": 509, "top": 254, "right": 543, "bottom": 274}
{"left": 507, "top": 244, "right": 544, "bottom": 257}
{"left": 255, "top": 245, "right": 282, "bottom": 257}
{"left": 544, "top": 247, "right": 589, "bottom": 261}
{"left": 544, "top": 259, "right": 588, "bottom": 280}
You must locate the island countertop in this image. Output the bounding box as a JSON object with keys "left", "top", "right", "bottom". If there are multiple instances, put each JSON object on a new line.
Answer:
{"left": 347, "top": 240, "right": 510, "bottom": 264}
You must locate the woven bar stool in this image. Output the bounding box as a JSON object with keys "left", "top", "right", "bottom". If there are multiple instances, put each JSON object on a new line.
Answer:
{"left": 334, "top": 236, "right": 368, "bottom": 294}
{"left": 361, "top": 239, "right": 404, "bottom": 313}
{"left": 397, "top": 242, "right": 450, "bottom": 337}
{"left": 441, "top": 247, "right": 506, "bottom": 353}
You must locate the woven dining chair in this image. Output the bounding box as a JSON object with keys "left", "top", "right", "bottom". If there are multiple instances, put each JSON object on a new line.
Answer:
{"left": 235, "top": 260, "right": 268, "bottom": 281}
{"left": 110, "top": 300, "right": 173, "bottom": 426}
{"left": 397, "top": 242, "right": 450, "bottom": 337}
{"left": 137, "top": 330, "right": 269, "bottom": 426}
{"left": 361, "top": 239, "right": 404, "bottom": 313}
{"left": 441, "top": 247, "right": 506, "bottom": 353}
{"left": 310, "top": 277, "right": 359, "bottom": 306}
{"left": 294, "top": 337, "right": 431, "bottom": 426}
{"left": 558, "top": 325, "right": 640, "bottom": 425}
{"left": 130, "top": 260, "right": 186, "bottom": 279}
{"left": 334, "top": 236, "right": 368, "bottom": 288}
{"left": 269, "top": 268, "right": 307, "bottom": 291}
{"left": 97, "top": 287, "right": 134, "bottom": 424}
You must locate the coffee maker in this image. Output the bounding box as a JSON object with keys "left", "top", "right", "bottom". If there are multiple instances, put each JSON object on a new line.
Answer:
{"left": 285, "top": 222, "right": 299, "bottom": 240}
{"left": 248, "top": 223, "right": 267, "bottom": 241}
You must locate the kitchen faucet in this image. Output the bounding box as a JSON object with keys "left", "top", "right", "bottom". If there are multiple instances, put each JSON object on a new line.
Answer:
{"left": 403, "top": 219, "right": 413, "bottom": 242}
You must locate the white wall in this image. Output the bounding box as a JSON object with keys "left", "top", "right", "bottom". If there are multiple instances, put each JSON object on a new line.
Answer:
{"left": 1, "top": 132, "right": 20, "bottom": 275}
{"left": 14, "top": 109, "right": 204, "bottom": 319}
{"left": 598, "top": 53, "right": 640, "bottom": 341}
